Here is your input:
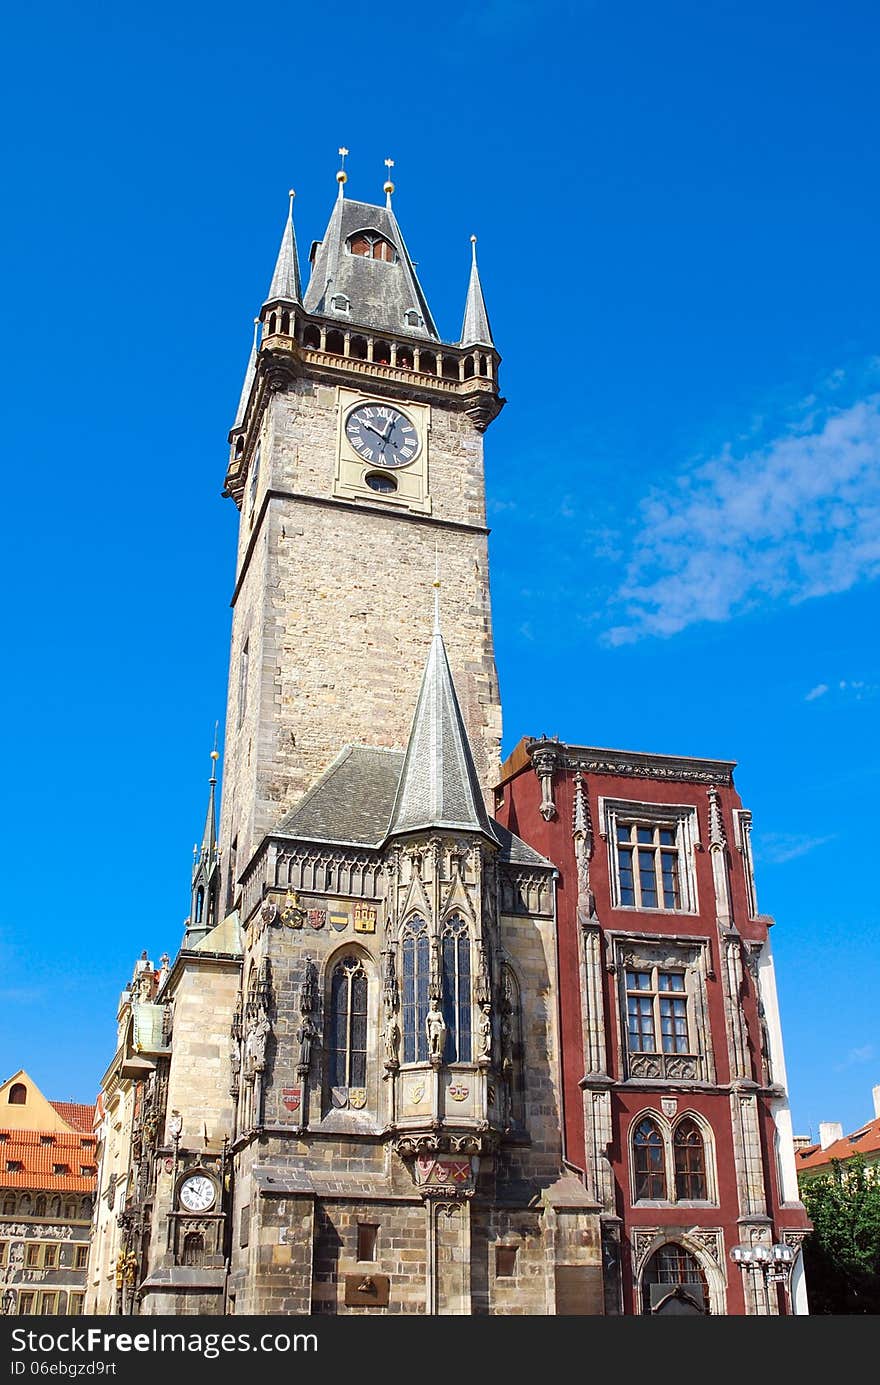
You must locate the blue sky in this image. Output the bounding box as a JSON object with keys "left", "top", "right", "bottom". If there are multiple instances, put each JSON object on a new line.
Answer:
{"left": 1, "top": 0, "right": 878, "bottom": 1141}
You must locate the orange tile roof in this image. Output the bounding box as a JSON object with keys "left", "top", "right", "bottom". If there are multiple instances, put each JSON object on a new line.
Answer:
{"left": 796, "top": 1115, "right": 880, "bottom": 1173}
{"left": 50, "top": 1101, "right": 96, "bottom": 1134}
{"left": 0, "top": 1129, "right": 98, "bottom": 1194}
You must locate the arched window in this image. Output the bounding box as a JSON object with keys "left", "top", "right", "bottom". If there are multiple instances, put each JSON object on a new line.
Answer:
{"left": 633, "top": 1117, "right": 666, "bottom": 1200}
{"left": 182, "top": 1232, "right": 204, "bottom": 1266}
{"left": 402, "top": 918, "right": 430, "bottom": 1063}
{"left": 325, "top": 329, "right": 345, "bottom": 355}
{"left": 8, "top": 1083, "right": 26, "bottom": 1105}
{"left": 302, "top": 323, "right": 321, "bottom": 349}
{"left": 641, "top": 1243, "right": 708, "bottom": 1314}
{"left": 441, "top": 918, "right": 471, "bottom": 1062}
{"left": 674, "top": 1118, "right": 707, "bottom": 1200}
{"left": 348, "top": 231, "right": 396, "bottom": 262}
{"left": 195, "top": 887, "right": 204, "bottom": 925}
{"left": 2, "top": 1195, "right": 14, "bottom": 1215}
{"left": 329, "top": 956, "right": 368, "bottom": 1092}
{"left": 64, "top": 1201, "right": 76, "bottom": 1220}
{"left": 49, "top": 1196, "right": 61, "bottom": 1217}
{"left": 35, "top": 1196, "right": 47, "bottom": 1217}
{"left": 81, "top": 1197, "right": 93, "bottom": 1220}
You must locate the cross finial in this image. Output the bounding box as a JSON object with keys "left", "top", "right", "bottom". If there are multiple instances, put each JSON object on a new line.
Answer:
{"left": 337, "top": 146, "right": 349, "bottom": 196}
{"left": 384, "top": 157, "right": 395, "bottom": 208}
{"left": 209, "top": 721, "right": 219, "bottom": 783}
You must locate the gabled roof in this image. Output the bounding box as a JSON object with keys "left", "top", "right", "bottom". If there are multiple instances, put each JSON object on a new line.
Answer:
{"left": 796, "top": 1114, "right": 880, "bottom": 1173}
{"left": 387, "top": 628, "right": 498, "bottom": 844}
{"left": 49, "top": 1102, "right": 95, "bottom": 1135}
{"left": 303, "top": 195, "right": 439, "bottom": 340}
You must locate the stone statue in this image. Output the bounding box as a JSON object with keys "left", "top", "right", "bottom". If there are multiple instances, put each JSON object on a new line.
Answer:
{"left": 477, "top": 1006, "right": 492, "bottom": 1059}
{"left": 296, "top": 1016, "right": 316, "bottom": 1072}
{"left": 384, "top": 1017, "right": 401, "bottom": 1066}
{"left": 426, "top": 1003, "right": 446, "bottom": 1061}
{"left": 247, "top": 1013, "right": 270, "bottom": 1071}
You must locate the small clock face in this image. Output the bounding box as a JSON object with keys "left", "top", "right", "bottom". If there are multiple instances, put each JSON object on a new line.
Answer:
{"left": 345, "top": 403, "right": 419, "bottom": 469}
{"left": 178, "top": 1174, "right": 215, "bottom": 1212}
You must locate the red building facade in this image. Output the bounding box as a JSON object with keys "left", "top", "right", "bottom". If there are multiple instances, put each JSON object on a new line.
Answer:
{"left": 494, "top": 737, "right": 811, "bottom": 1315}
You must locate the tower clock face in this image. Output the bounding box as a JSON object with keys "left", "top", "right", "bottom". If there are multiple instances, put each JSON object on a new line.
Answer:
{"left": 345, "top": 403, "right": 420, "bottom": 469}
{"left": 178, "top": 1174, "right": 215, "bottom": 1212}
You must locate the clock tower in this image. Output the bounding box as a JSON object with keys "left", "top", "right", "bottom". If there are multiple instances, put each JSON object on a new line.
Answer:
{"left": 219, "top": 168, "right": 505, "bottom": 911}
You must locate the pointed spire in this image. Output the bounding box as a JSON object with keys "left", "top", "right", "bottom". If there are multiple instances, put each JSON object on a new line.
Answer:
{"left": 460, "top": 235, "right": 494, "bottom": 348}
{"left": 572, "top": 771, "right": 592, "bottom": 845}
{"left": 265, "top": 189, "right": 302, "bottom": 304}
{"left": 231, "top": 318, "right": 260, "bottom": 432}
{"left": 384, "top": 157, "right": 395, "bottom": 210}
{"left": 708, "top": 786, "right": 726, "bottom": 848}
{"left": 337, "top": 146, "right": 349, "bottom": 200}
{"left": 386, "top": 624, "right": 498, "bottom": 843}
{"left": 199, "top": 724, "right": 220, "bottom": 864}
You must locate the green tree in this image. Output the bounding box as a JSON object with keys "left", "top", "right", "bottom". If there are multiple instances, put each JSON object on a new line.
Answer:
{"left": 801, "top": 1154, "right": 880, "bottom": 1314}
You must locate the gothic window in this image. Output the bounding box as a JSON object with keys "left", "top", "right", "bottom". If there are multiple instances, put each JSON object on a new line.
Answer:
{"left": 35, "top": 1196, "right": 46, "bottom": 1217}
{"left": 195, "top": 887, "right": 204, "bottom": 925}
{"left": 602, "top": 800, "right": 699, "bottom": 912}
{"left": 1, "top": 1196, "right": 14, "bottom": 1215}
{"left": 329, "top": 956, "right": 368, "bottom": 1090}
{"left": 8, "top": 1083, "right": 26, "bottom": 1105}
{"left": 640, "top": 1243, "right": 708, "bottom": 1315}
{"left": 402, "top": 918, "right": 430, "bottom": 1063}
{"left": 674, "top": 1118, "right": 707, "bottom": 1201}
{"left": 348, "top": 231, "right": 397, "bottom": 262}
{"left": 182, "top": 1232, "right": 205, "bottom": 1267}
{"left": 626, "top": 968, "right": 689, "bottom": 1055}
{"left": 633, "top": 1117, "right": 667, "bottom": 1200}
{"left": 441, "top": 917, "right": 471, "bottom": 1062}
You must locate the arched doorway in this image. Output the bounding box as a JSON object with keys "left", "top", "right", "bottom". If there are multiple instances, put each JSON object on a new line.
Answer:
{"left": 641, "top": 1242, "right": 709, "bottom": 1315}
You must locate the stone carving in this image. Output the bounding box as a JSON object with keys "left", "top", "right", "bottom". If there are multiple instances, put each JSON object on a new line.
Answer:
{"left": 296, "top": 1016, "right": 317, "bottom": 1076}
{"left": 631, "top": 1230, "right": 659, "bottom": 1271}
{"left": 475, "top": 947, "right": 492, "bottom": 1007}
{"left": 383, "top": 1016, "right": 401, "bottom": 1069}
{"left": 690, "top": 1229, "right": 723, "bottom": 1266}
{"left": 572, "top": 772, "right": 597, "bottom": 923}
{"left": 260, "top": 901, "right": 278, "bottom": 927}
{"left": 477, "top": 1006, "right": 492, "bottom": 1061}
{"left": 246, "top": 1013, "right": 270, "bottom": 1072}
{"left": 383, "top": 948, "right": 399, "bottom": 1015}
{"left": 529, "top": 741, "right": 560, "bottom": 821}
{"left": 426, "top": 1003, "right": 446, "bottom": 1062}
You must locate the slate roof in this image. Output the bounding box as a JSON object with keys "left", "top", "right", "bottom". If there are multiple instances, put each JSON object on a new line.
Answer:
{"left": 460, "top": 238, "right": 494, "bottom": 347}
{"left": 274, "top": 743, "right": 549, "bottom": 869}
{"left": 388, "top": 629, "right": 498, "bottom": 842}
{"left": 303, "top": 195, "right": 439, "bottom": 340}
{"left": 265, "top": 192, "right": 302, "bottom": 304}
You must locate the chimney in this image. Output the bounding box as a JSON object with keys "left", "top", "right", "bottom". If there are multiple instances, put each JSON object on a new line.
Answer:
{"left": 819, "top": 1121, "right": 843, "bottom": 1150}
{"left": 873, "top": 1085, "right": 880, "bottom": 1120}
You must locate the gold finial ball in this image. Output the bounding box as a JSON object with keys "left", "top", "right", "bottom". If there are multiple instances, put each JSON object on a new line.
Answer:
{"left": 288, "top": 188, "right": 295, "bottom": 198}
{"left": 470, "top": 234, "right": 477, "bottom": 243}
{"left": 384, "top": 180, "right": 395, "bottom": 194}
{"left": 432, "top": 579, "right": 441, "bottom": 589}
{"left": 210, "top": 750, "right": 219, "bottom": 761}
{"left": 337, "top": 169, "right": 348, "bottom": 184}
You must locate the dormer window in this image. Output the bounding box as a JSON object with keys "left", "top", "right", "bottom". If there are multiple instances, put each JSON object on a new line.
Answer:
{"left": 330, "top": 294, "right": 351, "bottom": 314}
{"left": 404, "top": 310, "right": 422, "bottom": 328}
{"left": 348, "top": 231, "right": 397, "bottom": 263}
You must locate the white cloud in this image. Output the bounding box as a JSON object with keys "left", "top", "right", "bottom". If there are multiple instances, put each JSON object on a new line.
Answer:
{"left": 805, "top": 678, "right": 877, "bottom": 703}
{"left": 604, "top": 391, "right": 880, "bottom": 644}
{"left": 756, "top": 832, "right": 836, "bottom": 865}
{"left": 805, "top": 683, "right": 829, "bottom": 701}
